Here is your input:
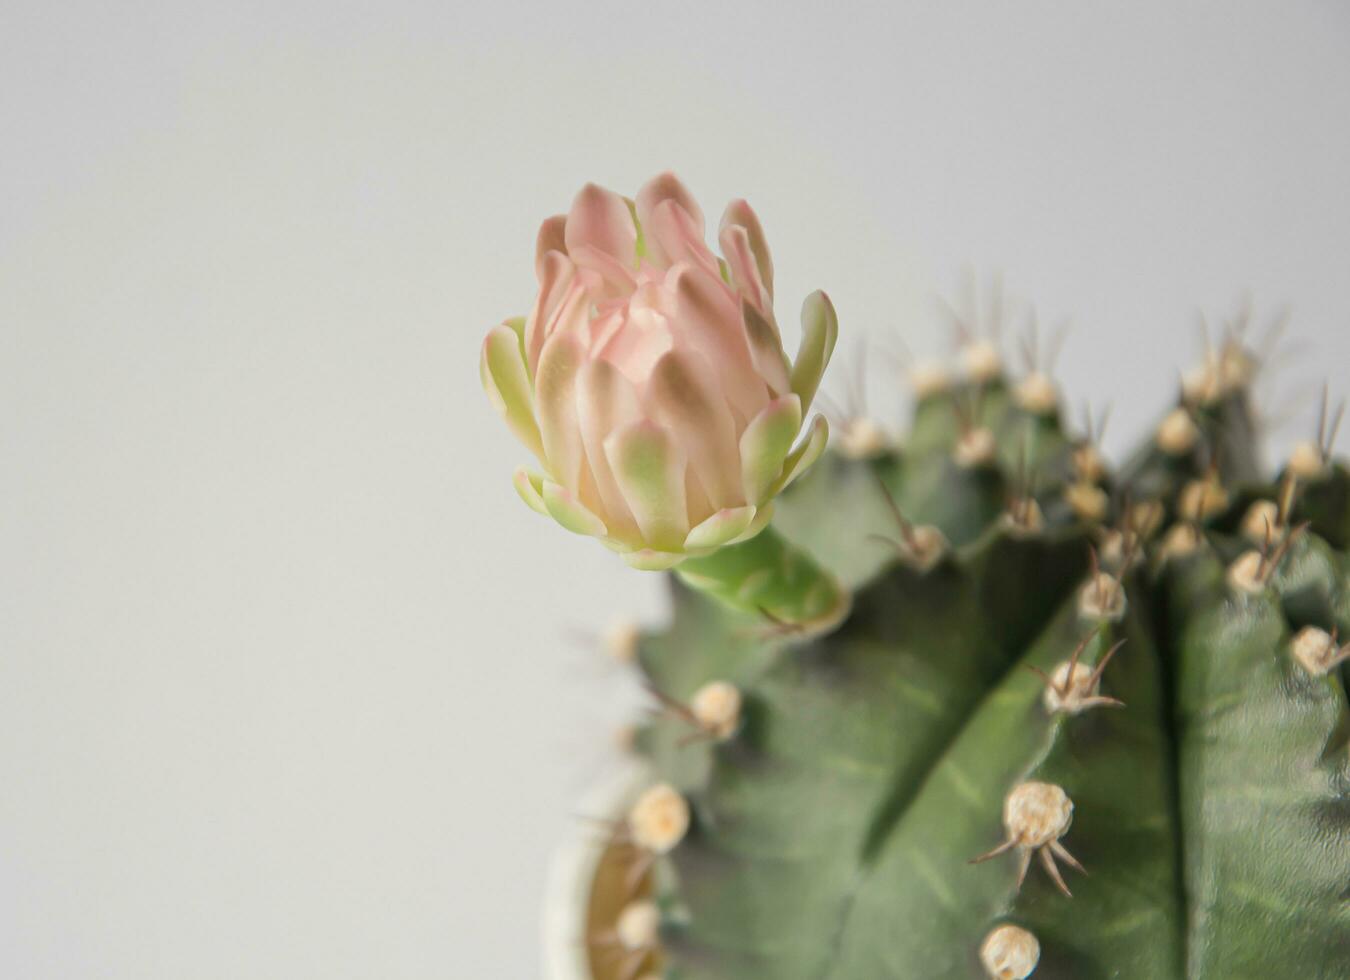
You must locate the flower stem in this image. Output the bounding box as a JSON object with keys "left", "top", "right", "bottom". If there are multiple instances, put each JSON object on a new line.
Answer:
{"left": 675, "top": 526, "right": 850, "bottom": 633}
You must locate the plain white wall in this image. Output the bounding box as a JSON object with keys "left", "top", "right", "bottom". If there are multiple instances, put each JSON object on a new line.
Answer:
{"left": 2, "top": 1, "right": 1348, "bottom": 976}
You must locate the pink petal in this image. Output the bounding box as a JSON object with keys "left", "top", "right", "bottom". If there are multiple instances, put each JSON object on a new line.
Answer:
{"left": 636, "top": 172, "right": 705, "bottom": 241}
{"left": 575, "top": 358, "right": 644, "bottom": 544}
{"left": 670, "top": 266, "right": 769, "bottom": 426}
{"left": 645, "top": 199, "right": 718, "bottom": 274}
{"left": 719, "top": 199, "right": 774, "bottom": 298}
{"left": 594, "top": 306, "right": 675, "bottom": 390}
{"left": 535, "top": 214, "right": 567, "bottom": 278}
{"left": 646, "top": 348, "right": 745, "bottom": 511}
{"left": 565, "top": 182, "right": 637, "bottom": 272}
{"left": 720, "top": 223, "right": 770, "bottom": 313}
{"left": 524, "top": 250, "right": 577, "bottom": 375}
{"left": 741, "top": 299, "right": 791, "bottom": 397}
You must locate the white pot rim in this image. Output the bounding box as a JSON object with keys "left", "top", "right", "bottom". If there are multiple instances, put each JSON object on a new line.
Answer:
{"left": 540, "top": 760, "right": 648, "bottom": 980}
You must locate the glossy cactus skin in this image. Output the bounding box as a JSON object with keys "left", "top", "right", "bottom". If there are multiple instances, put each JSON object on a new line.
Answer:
{"left": 600, "top": 340, "right": 1350, "bottom": 979}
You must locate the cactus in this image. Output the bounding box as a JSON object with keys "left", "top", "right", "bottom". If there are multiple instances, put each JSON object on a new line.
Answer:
{"left": 584, "top": 332, "right": 1350, "bottom": 980}
{"left": 480, "top": 175, "right": 1350, "bottom": 978}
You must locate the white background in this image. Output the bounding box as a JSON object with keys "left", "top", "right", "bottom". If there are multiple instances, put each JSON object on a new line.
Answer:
{"left": 3, "top": 2, "right": 1349, "bottom": 976}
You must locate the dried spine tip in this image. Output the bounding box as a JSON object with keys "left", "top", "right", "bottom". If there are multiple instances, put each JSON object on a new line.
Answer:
{"left": 962, "top": 340, "right": 1003, "bottom": 383}
{"left": 1177, "top": 478, "right": 1229, "bottom": 522}
{"left": 1219, "top": 342, "right": 1257, "bottom": 391}
{"left": 615, "top": 900, "right": 660, "bottom": 951}
{"left": 1287, "top": 440, "right": 1327, "bottom": 479}
{"left": 1156, "top": 407, "right": 1200, "bottom": 456}
{"left": 1228, "top": 523, "right": 1305, "bottom": 596}
{"left": 605, "top": 621, "right": 641, "bottom": 663}
{"left": 1158, "top": 522, "right": 1203, "bottom": 562}
{"left": 1181, "top": 363, "right": 1221, "bottom": 407}
{"left": 691, "top": 681, "right": 743, "bottom": 742}
{"left": 1240, "top": 499, "right": 1282, "bottom": 544}
{"left": 1072, "top": 444, "right": 1107, "bottom": 484}
{"left": 1226, "top": 551, "right": 1268, "bottom": 595}
{"left": 980, "top": 924, "right": 1041, "bottom": 979}
{"left": 1064, "top": 481, "right": 1109, "bottom": 523}
{"left": 955, "top": 427, "right": 997, "bottom": 468}
{"left": 1039, "top": 637, "right": 1126, "bottom": 715}
{"left": 628, "top": 783, "right": 690, "bottom": 855}
{"left": 1003, "top": 498, "right": 1044, "bottom": 536}
{"left": 1097, "top": 529, "right": 1128, "bottom": 570}
{"left": 1004, "top": 782, "right": 1073, "bottom": 847}
{"left": 1044, "top": 661, "right": 1097, "bottom": 712}
{"left": 1290, "top": 626, "right": 1350, "bottom": 676}
{"left": 837, "top": 416, "right": 889, "bottom": 459}
{"left": 1128, "top": 499, "right": 1165, "bottom": 540}
{"left": 1014, "top": 372, "right": 1058, "bottom": 415}
{"left": 902, "top": 524, "right": 948, "bottom": 569}
{"left": 1182, "top": 341, "right": 1256, "bottom": 406}
{"left": 910, "top": 361, "right": 953, "bottom": 399}
{"left": 873, "top": 474, "right": 949, "bottom": 570}
{"left": 1078, "top": 571, "right": 1126, "bottom": 621}
{"left": 971, "top": 781, "right": 1083, "bottom": 897}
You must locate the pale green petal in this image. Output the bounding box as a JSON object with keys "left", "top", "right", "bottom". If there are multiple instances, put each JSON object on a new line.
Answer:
{"left": 773, "top": 415, "right": 830, "bottom": 495}
{"left": 740, "top": 394, "right": 803, "bottom": 504}
{"left": 481, "top": 322, "right": 544, "bottom": 460}
{"left": 684, "top": 506, "right": 757, "bottom": 552}
{"left": 604, "top": 420, "right": 689, "bottom": 552}
{"left": 791, "top": 290, "right": 839, "bottom": 414}
{"left": 541, "top": 480, "right": 607, "bottom": 537}
{"left": 728, "top": 501, "right": 774, "bottom": 545}
{"left": 622, "top": 549, "right": 686, "bottom": 571}
{"left": 534, "top": 331, "right": 587, "bottom": 488}
{"left": 512, "top": 467, "right": 548, "bottom": 516}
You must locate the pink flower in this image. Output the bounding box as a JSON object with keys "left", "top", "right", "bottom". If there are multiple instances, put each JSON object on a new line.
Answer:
{"left": 481, "top": 173, "right": 837, "bottom": 569}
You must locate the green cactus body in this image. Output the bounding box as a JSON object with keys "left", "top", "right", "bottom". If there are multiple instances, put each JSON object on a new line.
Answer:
{"left": 599, "top": 343, "right": 1350, "bottom": 979}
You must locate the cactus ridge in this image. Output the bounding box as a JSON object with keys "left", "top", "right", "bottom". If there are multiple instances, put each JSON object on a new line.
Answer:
{"left": 600, "top": 327, "right": 1350, "bottom": 979}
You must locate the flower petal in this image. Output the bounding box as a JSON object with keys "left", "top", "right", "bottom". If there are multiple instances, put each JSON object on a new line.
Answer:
{"left": 565, "top": 183, "right": 637, "bottom": 267}
{"left": 773, "top": 415, "right": 830, "bottom": 495}
{"left": 684, "top": 505, "right": 757, "bottom": 551}
{"left": 671, "top": 266, "right": 769, "bottom": 425}
{"left": 524, "top": 250, "right": 577, "bottom": 376}
{"left": 645, "top": 199, "right": 719, "bottom": 274}
{"left": 535, "top": 330, "right": 588, "bottom": 488}
{"left": 541, "top": 480, "right": 607, "bottom": 537}
{"left": 565, "top": 183, "right": 638, "bottom": 298}
{"left": 636, "top": 172, "right": 704, "bottom": 240}
{"left": 720, "top": 223, "right": 770, "bottom": 313}
{"left": 576, "top": 358, "right": 643, "bottom": 543}
{"left": 512, "top": 467, "right": 548, "bottom": 515}
{"left": 535, "top": 214, "right": 567, "bottom": 277}
{"left": 622, "top": 549, "right": 686, "bottom": 571}
{"left": 740, "top": 394, "right": 803, "bottom": 504}
{"left": 719, "top": 199, "right": 774, "bottom": 299}
{"left": 647, "top": 348, "right": 744, "bottom": 510}
{"left": 728, "top": 500, "right": 774, "bottom": 544}
{"left": 481, "top": 321, "right": 544, "bottom": 461}
{"left": 791, "top": 290, "right": 839, "bottom": 414}
{"left": 741, "top": 299, "right": 791, "bottom": 397}
{"left": 604, "top": 419, "right": 690, "bottom": 551}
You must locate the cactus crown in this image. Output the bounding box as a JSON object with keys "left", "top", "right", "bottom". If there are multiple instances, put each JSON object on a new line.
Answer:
{"left": 582, "top": 303, "right": 1350, "bottom": 979}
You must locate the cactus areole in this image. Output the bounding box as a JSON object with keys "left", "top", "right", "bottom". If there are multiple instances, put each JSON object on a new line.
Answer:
{"left": 483, "top": 175, "right": 1350, "bottom": 979}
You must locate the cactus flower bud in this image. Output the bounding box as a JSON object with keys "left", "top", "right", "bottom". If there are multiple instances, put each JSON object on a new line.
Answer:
{"left": 481, "top": 173, "right": 837, "bottom": 572}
